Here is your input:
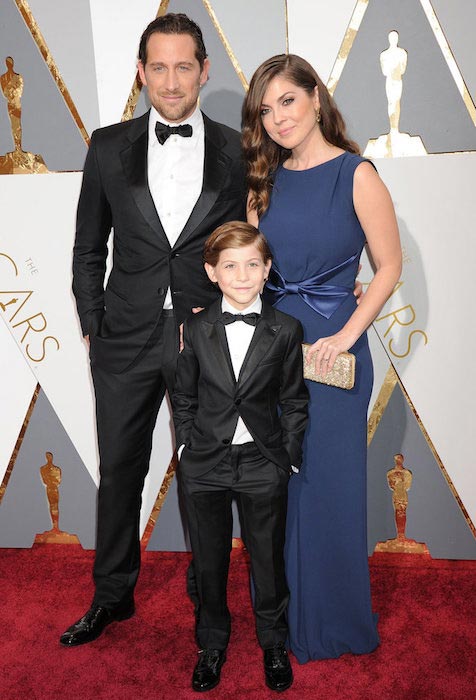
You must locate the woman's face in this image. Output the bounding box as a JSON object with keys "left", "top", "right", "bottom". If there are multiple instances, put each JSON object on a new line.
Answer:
{"left": 260, "top": 76, "right": 319, "bottom": 151}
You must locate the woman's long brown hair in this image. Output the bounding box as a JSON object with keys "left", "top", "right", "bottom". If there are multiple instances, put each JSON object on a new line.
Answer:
{"left": 242, "top": 54, "right": 360, "bottom": 218}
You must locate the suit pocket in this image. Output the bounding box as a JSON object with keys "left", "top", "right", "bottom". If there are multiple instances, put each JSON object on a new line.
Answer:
{"left": 259, "top": 358, "right": 281, "bottom": 368}
{"left": 191, "top": 424, "right": 205, "bottom": 438}
{"left": 259, "top": 350, "right": 283, "bottom": 367}
{"left": 105, "top": 284, "right": 130, "bottom": 304}
{"left": 267, "top": 429, "right": 283, "bottom": 445}
{"left": 88, "top": 309, "right": 104, "bottom": 337}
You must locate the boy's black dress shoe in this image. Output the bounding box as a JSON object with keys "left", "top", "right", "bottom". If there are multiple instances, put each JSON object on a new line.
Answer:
{"left": 59, "top": 601, "right": 135, "bottom": 646}
{"left": 192, "top": 649, "right": 226, "bottom": 692}
{"left": 264, "top": 642, "right": 293, "bottom": 692}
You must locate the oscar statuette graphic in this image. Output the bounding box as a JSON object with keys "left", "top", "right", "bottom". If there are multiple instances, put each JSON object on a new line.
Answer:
{"left": 364, "top": 31, "right": 427, "bottom": 158}
{"left": 34, "top": 452, "right": 80, "bottom": 544}
{"left": 374, "top": 454, "right": 430, "bottom": 554}
{"left": 0, "top": 56, "right": 48, "bottom": 174}
{"left": 0, "top": 296, "right": 18, "bottom": 312}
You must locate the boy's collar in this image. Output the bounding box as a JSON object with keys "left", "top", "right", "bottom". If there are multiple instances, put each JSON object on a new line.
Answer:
{"left": 203, "top": 296, "right": 276, "bottom": 327}
{"left": 221, "top": 295, "right": 262, "bottom": 316}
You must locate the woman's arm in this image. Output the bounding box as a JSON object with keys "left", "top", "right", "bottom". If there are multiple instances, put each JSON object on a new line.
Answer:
{"left": 310, "top": 161, "right": 402, "bottom": 373}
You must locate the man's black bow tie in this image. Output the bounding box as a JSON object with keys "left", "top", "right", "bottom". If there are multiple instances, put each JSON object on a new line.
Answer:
{"left": 155, "top": 121, "right": 193, "bottom": 145}
{"left": 221, "top": 312, "right": 260, "bottom": 326}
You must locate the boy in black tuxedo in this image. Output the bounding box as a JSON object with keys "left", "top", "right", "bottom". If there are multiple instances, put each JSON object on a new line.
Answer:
{"left": 173, "top": 221, "right": 308, "bottom": 692}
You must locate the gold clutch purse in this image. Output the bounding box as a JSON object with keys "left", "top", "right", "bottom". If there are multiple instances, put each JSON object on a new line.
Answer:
{"left": 302, "top": 343, "right": 355, "bottom": 390}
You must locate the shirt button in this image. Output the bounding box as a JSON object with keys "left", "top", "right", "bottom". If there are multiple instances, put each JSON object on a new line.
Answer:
{"left": 222, "top": 439, "right": 230, "bottom": 445}
{"left": 235, "top": 398, "right": 241, "bottom": 405}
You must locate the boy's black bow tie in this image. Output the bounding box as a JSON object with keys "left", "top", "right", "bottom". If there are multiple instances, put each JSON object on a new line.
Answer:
{"left": 221, "top": 312, "right": 260, "bottom": 326}
{"left": 155, "top": 121, "right": 193, "bottom": 144}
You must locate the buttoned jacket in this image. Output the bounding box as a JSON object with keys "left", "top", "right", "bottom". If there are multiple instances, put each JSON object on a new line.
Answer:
{"left": 173, "top": 298, "right": 309, "bottom": 476}
{"left": 72, "top": 111, "right": 246, "bottom": 373}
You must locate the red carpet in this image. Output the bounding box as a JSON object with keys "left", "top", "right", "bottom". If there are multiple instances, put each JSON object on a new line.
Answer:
{"left": 1, "top": 546, "right": 475, "bottom": 699}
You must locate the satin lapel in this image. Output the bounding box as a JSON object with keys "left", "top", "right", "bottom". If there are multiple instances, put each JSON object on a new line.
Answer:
{"left": 174, "top": 115, "right": 230, "bottom": 248}
{"left": 202, "top": 303, "right": 236, "bottom": 391}
{"left": 119, "top": 113, "right": 170, "bottom": 250}
{"left": 238, "top": 312, "right": 282, "bottom": 388}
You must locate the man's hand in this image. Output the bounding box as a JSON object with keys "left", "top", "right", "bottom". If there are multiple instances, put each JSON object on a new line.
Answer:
{"left": 84, "top": 335, "right": 90, "bottom": 348}
{"left": 179, "top": 307, "right": 205, "bottom": 352}
{"left": 179, "top": 324, "right": 184, "bottom": 352}
{"left": 354, "top": 279, "right": 363, "bottom": 303}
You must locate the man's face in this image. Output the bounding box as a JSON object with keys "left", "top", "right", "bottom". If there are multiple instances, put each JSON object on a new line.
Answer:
{"left": 138, "top": 32, "right": 209, "bottom": 123}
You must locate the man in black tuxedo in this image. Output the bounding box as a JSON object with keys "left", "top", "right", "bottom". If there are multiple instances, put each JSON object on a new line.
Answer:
{"left": 173, "top": 222, "right": 308, "bottom": 692}
{"left": 61, "top": 14, "right": 246, "bottom": 647}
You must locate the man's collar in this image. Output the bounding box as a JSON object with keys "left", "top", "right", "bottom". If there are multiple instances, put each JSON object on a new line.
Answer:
{"left": 149, "top": 104, "right": 203, "bottom": 130}
{"left": 148, "top": 105, "right": 203, "bottom": 149}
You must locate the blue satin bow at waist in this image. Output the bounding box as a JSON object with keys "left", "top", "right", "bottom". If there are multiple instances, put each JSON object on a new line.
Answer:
{"left": 266, "top": 252, "right": 359, "bottom": 319}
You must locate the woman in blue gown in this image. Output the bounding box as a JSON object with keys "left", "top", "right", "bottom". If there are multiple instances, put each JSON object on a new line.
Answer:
{"left": 243, "top": 55, "right": 402, "bottom": 663}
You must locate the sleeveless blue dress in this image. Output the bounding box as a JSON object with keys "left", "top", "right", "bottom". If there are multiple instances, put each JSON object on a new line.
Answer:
{"left": 260, "top": 152, "right": 380, "bottom": 662}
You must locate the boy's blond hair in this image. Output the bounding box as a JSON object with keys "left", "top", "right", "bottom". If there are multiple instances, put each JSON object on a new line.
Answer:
{"left": 203, "top": 221, "right": 272, "bottom": 267}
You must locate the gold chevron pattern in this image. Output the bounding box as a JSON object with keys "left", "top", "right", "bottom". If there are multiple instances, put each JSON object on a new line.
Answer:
{"left": 14, "top": 0, "right": 90, "bottom": 145}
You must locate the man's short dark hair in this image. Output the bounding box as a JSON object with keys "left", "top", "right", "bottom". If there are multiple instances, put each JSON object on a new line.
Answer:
{"left": 138, "top": 13, "right": 207, "bottom": 68}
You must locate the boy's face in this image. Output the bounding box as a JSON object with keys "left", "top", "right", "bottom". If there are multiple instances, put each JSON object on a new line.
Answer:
{"left": 205, "top": 243, "right": 271, "bottom": 311}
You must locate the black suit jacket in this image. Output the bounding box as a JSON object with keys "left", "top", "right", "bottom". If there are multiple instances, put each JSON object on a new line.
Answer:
{"left": 173, "top": 299, "right": 309, "bottom": 477}
{"left": 72, "top": 111, "right": 246, "bottom": 373}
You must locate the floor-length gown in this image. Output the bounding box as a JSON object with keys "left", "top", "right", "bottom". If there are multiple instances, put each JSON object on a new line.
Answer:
{"left": 260, "top": 152, "right": 380, "bottom": 662}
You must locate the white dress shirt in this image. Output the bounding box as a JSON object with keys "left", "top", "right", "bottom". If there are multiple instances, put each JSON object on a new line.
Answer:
{"left": 177, "top": 295, "right": 296, "bottom": 468}
{"left": 222, "top": 296, "right": 297, "bottom": 470}
{"left": 147, "top": 105, "right": 205, "bottom": 309}
{"left": 222, "top": 295, "right": 262, "bottom": 444}
{"left": 177, "top": 295, "right": 261, "bottom": 459}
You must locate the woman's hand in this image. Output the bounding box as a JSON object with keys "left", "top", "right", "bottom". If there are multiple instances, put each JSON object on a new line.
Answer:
{"left": 307, "top": 163, "right": 402, "bottom": 373}
{"left": 307, "top": 331, "right": 356, "bottom": 375}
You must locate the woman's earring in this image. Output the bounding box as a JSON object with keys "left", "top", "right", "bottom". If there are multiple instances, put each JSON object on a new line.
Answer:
{"left": 315, "top": 108, "right": 321, "bottom": 124}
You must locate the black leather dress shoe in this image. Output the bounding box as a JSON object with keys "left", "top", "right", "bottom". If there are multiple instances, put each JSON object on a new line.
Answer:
{"left": 192, "top": 648, "right": 226, "bottom": 692}
{"left": 263, "top": 642, "right": 293, "bottom": 692}
{"left": 59, "top": 601, "right": 135, "bottom": 647}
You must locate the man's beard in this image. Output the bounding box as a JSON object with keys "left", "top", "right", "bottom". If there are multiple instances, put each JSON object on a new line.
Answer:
{"left": 153, "top": 88, "right": 200, "bottom": 123}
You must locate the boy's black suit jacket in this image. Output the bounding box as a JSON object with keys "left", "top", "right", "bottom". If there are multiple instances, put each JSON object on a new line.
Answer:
{"left": 72, "top": 111, "right": 246, "bottom": 374}
{"left": 173, "top": 298, "right": 309, "bottom": 477}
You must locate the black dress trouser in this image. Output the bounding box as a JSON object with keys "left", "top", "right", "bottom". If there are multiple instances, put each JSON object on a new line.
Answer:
{"left": 90, "top": 314, "right": 178, "bottom": 608}
{"left": 180, "top": 442, "right": 290, "bottom": 651}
